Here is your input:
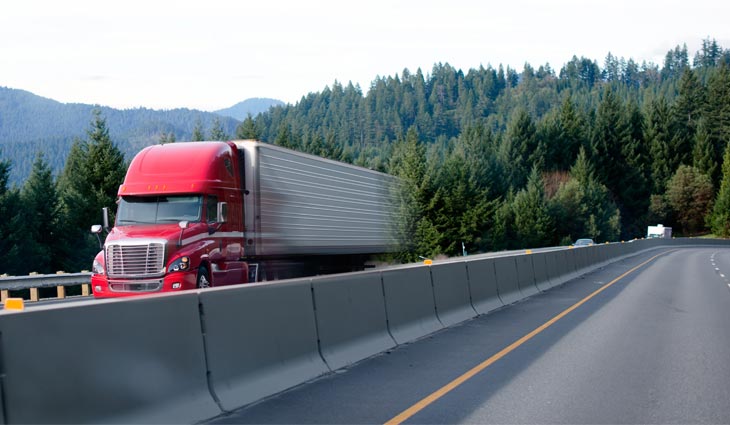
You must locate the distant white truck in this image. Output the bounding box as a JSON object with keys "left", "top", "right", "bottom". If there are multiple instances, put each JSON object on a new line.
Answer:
{"left": 647, "top": 224, "right": 672, "bottom": 238}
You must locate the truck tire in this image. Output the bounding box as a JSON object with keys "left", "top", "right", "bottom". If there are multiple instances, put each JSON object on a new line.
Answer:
{"left": 197, "top": 264, "right": 211, "bottom": 289}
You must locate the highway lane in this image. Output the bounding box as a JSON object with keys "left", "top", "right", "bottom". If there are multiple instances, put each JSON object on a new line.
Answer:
{"left": 206, "top": 247, "right": 730, "bottom": 424}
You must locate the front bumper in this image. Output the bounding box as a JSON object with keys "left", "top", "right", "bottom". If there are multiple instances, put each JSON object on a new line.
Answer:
{"left": 91, "top": 272, "right": 197, "bottom": 298}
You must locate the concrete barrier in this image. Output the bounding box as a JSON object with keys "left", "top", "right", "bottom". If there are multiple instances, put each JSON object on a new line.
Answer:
{"left": 0, "top": 294, "right": 220, "bottom": 424}
{"left": 465, "top": 258, "right": 503, "bottom": 315}
{"left": 563, "top": 248, "right": 581, "bottom": 281}
{"left": 603, "top": 243, "right": 615, "bottom": 262}
{"left": 381, "top": 265, "right": 443, "bottom": 344}
{"left": 582, "top": 246, "right": 595, "bottom": 268}
{"left": 612, "top": 242, "right": 624, "bottom": 259}
{"left": 616, "top": 242, "right": 630, "bottom": 260}
{"left": 492, "top": 256, "right": 522, "bottom": 305}
{"left": 590, "top": 246, "right": 602, "bottom": 268}
{"left": 542, "top": 250, "right": 561, "bottom": 288}
{"left": 530, "top": 252, "right": 551, "bottom": 292}
{"left": 0, "top": 376, "right": 5, "bottom": 425}
{"left": 312, "top": 272, "right": 396, "bottom": 371}
{"left": 549, "top": 249, "right": 576, "bottom": 287}
{"left": 429, "top": 262, "right": 477, "bottom": 327}
{"left": 626, "top": 241, "right": 636, "bottom": 255}
{"left": 199, "top": 278, "right": 329, "bottom": 411}
{"left": 592, "top": 244, "right": 607, "bottom": 267}
{"left": 515, "top": 254, "right": 539, "bottom": 297}
{"left": 573, "top": 247, "right": 590, "bottom": 276}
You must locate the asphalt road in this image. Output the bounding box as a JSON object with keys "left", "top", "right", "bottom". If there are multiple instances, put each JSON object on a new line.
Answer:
{"left": 206, "top": 247, "right": 730, "bottom": 424}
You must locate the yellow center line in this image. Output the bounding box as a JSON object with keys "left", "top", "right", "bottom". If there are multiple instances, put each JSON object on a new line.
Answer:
{"left": 384, "top": 250, "right": 672, "bottom": 425}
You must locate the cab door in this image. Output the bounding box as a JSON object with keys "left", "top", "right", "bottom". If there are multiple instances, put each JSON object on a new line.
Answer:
{"left": 206, "top": 194, "right": 247, "bottom": 285}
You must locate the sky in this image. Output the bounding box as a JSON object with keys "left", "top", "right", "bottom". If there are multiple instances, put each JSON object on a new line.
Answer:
{"left": 2, "top": 0, "right": 729, "bottom": 112}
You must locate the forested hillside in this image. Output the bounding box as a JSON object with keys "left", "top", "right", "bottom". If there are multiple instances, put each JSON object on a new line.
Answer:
{"left": 2, "top": 39, "right": 730, "bottom": 274}
{"left": 0, "top": 87, "right": 241, "bottom": 185}
{"left": 245, "top": 38, "right": 730, "bottom": 259}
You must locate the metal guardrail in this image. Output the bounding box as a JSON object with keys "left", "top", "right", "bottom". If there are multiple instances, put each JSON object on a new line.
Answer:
{"left": 0, "top": 272, "right": 92, "bottom": 302}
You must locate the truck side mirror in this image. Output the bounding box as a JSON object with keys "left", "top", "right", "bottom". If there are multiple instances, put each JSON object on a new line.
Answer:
{"left": 177, "top": 221, "right": 189, "bottom": 247}
{"left": 217, "top": 202, "right": 228, "bottom": 223}
{"left": 91, "top": 224, "right": 103, "bottom": 250}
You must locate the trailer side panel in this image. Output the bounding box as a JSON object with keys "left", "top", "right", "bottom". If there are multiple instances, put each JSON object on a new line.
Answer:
{"left": 236, "top": 141, "right": 398, "bottom": 256}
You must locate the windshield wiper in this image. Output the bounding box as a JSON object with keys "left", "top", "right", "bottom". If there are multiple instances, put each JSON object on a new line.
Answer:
{"left": 117, "top": 219, "right": 151, "bottom": 225}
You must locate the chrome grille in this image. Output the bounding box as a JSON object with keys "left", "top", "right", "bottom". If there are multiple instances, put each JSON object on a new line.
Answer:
{"left": 106, "top": 242, "right": 165, "bottom": 278}
{"left": 109, "top": 279, "right": 163, "bottom": 292}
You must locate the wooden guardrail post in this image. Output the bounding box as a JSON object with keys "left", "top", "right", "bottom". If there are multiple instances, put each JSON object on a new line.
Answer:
{"left": 30, "top": 287, "right": 39, "bottom": 302}
{"left": 82, "top": 284, "right": 90, "bottom": 296}
{"left": 1, "top": 289, "right": 7, "bottom": 302}
{"left": 57, "top": 285, "right": 66, "bottom": 299}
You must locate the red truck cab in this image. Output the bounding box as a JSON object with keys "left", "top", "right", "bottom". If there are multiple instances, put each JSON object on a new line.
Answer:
{"left": 91, "top": 141, "right": 249, "bottom": 298}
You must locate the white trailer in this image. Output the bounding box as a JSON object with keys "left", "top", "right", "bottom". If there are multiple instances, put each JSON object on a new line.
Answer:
{"left": 234, "top": 140, "right": 400, "bottom": 257}
{"left": 647, "top": 224, "right": 672, "bottom": 239}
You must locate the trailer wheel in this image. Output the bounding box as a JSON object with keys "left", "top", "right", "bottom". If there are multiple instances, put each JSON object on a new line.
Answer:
{"left": 197, "top": 264, "right": 211, "bottom": 289}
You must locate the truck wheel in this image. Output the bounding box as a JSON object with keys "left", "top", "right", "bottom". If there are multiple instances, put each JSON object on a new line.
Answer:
{"left": 197, "top": 264, "right": 211, "bottom": 289}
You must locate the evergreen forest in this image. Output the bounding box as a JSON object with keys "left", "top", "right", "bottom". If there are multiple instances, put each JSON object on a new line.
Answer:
{"left": 2, "top": 38, "right": 730, "bottom": 274}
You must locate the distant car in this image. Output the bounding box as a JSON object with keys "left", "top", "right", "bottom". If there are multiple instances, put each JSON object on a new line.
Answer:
{"left": 573, "top": 238, "right": 595, "bottom": 247}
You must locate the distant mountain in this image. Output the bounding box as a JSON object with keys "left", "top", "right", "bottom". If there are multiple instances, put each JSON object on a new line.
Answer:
{"left": 214, "top": 98, "right": 284, "bottom": 121}
{"left": 0, "top": 86, "right": 245, "bottom": 186}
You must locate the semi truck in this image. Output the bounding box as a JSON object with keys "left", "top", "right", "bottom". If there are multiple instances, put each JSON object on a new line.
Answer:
{"left": 647, "top": 224, "right": 672, "bottom": 238}
{"left": 90, "top": 140, "right": 399, "bottom": 298}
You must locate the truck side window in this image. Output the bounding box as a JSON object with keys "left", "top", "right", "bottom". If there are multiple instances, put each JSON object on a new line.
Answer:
{"left": 207, "top": 196, "right": 218, "bottom": 223}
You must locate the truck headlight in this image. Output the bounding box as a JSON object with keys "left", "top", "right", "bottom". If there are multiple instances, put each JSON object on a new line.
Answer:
{"left": 169, "top": 256, "right": 190, "bottom": 272}
{"left": 92, "top": 259, "right": 105, "bottom": 275}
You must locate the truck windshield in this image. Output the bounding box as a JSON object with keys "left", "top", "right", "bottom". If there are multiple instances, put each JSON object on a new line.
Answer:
{"left": 116, "top": 195, "right": 202, "bottom": 225}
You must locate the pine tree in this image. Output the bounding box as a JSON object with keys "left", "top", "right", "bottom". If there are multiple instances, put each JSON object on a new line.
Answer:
{"left": 694, "top": 38, "right": 722, "bottom": 68}
{"left": 236, "top": 114, "right": 259, "bottom": 140}
{"left": 0, "top": 154, "right": 22, "bottom": 275}
{"left": 661, "top": 44, "right": 689, "bottom": 80}
{"left": 323, "top": 130, "right": 343, "bottom": 161}
{"left": 159, "top": 132, "right": 176, "bottom": 144}
{"left": 619, "top": 101, "right": 650, "bottom": 238}
{"left": 274, "top": 123, "right": 296, "bottom": 149}
{"left": 646, "top": 98, "right": 674, "bottom": 192}
{"left": 0, "top": 153, "right": 10, "bottom": 193}
{"left": 86, "top": 110, "right": 127, "bottom": 224}
{"left": 192, "top": 119, "right": 205, "bottom": 141}
{"left": 501, "top": 108, "right": 538, "bottom": 189}
{"left": 18, "top": 152, "right": 60, "bottom": 273}
{"left": 556, "top": 96, "right": 586, "bottom": 169}
{"left": 511, "top": 167, "right": 554, "bottom": 248}
{"left": 692, "top": 118, "right": 717, "bottom": 182}
{"left": 427, "top": 139, "right": 496, "bottom": 255}
{"left": 671, "top": 68, "right": 706, "bottom": 167}
{"left": 570, "top": 147, "right": 594, "bottom": 184}
{"left": 57, "top": 110, "right": 127, "bottom": 272}
{"left": 550, "top": 148, "right": 621, "bottom": 242}
{"left": 590, "top": 86, "right": 629, "bottom": 190}
{"left": 460, "top": 124, "right": 504, "bottom": 198}
{"left": 710, "top": 144, "right": 730, "bottom": 237}
{"left": 589, "top": 86, "right": 645, "bottom": 237}
{"left": 491, "top": 193, "right": 516, "bottom": 250}
{"left": 388, "top": 127, "right": 433, "bottom": 260}
{"left": 665, "top": 165, "right": 713, "bottom": 235}
{"left": 209, "top": 117, "right": 228, "bottom": 141}
{"left": 304, "top": 131, "right": 325, "bottom": 156}
{"left": 704, "top": 64, "right": 730, "bottom": 188}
